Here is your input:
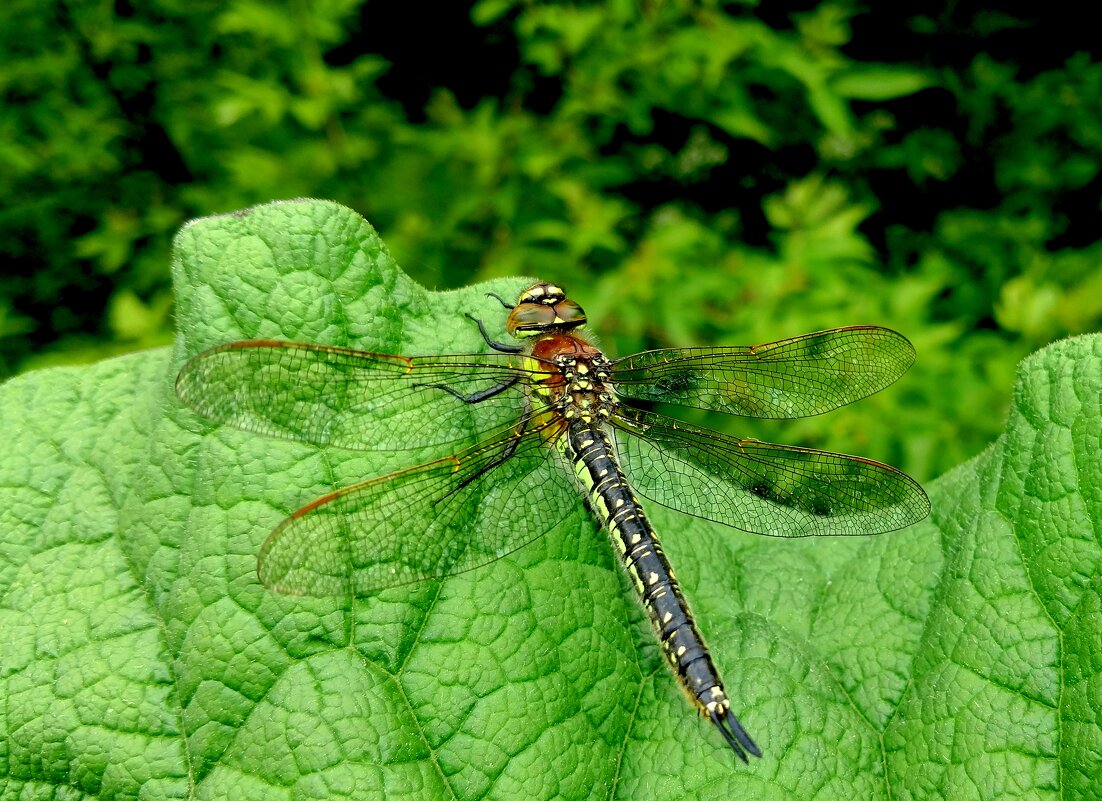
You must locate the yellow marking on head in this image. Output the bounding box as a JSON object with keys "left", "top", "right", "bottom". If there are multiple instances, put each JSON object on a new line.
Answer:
{"left": 519, "top": 282, "right": 566, "bottom": 304}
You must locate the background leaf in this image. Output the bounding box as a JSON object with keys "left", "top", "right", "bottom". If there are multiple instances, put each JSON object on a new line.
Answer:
{"left": 1, "top": 200, "right": 1099, "bottom": 799}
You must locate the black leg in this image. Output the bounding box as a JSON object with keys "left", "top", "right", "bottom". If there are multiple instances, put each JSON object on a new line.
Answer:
{"left": 417, "top": 376, "right": 518, "bottom": 404}
{"left": 485, "top": 291, "right": 515, "bottom": 310}
{"left": 452, "top": 418, "right": 529, "bottom": 494}
{"left": 466, "top": 312, "right": 523, "bottom": 353}
{"left": 437, "top": 407, "right": 534, "bottom": 503}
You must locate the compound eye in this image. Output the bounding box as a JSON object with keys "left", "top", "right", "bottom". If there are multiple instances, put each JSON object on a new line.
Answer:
{"left": 553, "top": 300, "right": 586, "bottom": 326}
{"left": 506, "top": 303, "right": 557, "bottom": 336}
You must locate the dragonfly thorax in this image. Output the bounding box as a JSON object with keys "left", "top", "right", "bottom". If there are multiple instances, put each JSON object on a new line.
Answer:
{"left": 553, "top": 352, "right": 617, "bottom": 425}
{"left": 521, "top": 329, "right": 620, "bottom": 427}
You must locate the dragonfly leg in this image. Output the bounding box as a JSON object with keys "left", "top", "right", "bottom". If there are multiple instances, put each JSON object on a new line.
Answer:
{"left": 466, "top": 313, "right": 523, "bottom": 353}
{"left": 485, "top": 291, "right": 515, "bottom": 310}
{"left": 418, "top": 376, "right": 519, "bottom": 404}
{"left": 434, "top": 413, "right": 534, "bottom": 506}
{"left": 452, "top": 430, "right": 523, "bottom": 494}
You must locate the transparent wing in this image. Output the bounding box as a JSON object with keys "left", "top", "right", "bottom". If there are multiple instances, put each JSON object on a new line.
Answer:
{"left": 611, "top": 406, "right": 929, "bottom": 537}
{"left": 256, "top": 420, "right": 580, "bottom": 596}
{"left": 176, "top": 340, "right": 551, "bottom": 450}
{"left": 610, "top": 326, "right": 915, "bottom": 418}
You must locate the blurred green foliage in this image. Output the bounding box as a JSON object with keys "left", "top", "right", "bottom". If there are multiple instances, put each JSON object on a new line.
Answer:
{"left": 1, "top": 0, "right": 1100, "bottom": 481}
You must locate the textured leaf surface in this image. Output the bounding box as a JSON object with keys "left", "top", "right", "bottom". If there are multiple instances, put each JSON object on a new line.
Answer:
{"left": 2, "top": 199, "right": 1099, "bottom": 800}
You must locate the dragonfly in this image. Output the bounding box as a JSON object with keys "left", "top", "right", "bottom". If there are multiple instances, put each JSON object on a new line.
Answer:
{"left": 175, "top": 282, "right": 929, "bottom": 763}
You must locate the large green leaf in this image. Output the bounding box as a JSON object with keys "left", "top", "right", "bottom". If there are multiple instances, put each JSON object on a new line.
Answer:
{"left": 1, "top": 199, "right": 1099, "bottom": 800}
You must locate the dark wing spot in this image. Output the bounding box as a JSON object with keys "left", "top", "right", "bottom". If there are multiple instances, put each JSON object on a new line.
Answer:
{"left": 656, "top": 374, "right": 695, "bottom": 394}
{"left": 749, "top": 484, "right": 774, "bottom": 501}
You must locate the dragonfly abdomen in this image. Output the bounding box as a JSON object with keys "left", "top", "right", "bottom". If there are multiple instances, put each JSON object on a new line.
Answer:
{"left": 562, "top": 422, "right": 761, "bottom": 762}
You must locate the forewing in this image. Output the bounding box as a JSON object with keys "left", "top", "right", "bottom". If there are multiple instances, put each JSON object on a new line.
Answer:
{"left": 177, "top": 340, "right": 546, "bottom": 450}
{"left": 610, "top": 326, "right": 915, "bottom": 418}
{"left": 256, "top": 422, "right": 580, "bottom": 596}
{"left": 611, "top": 406, "right": 929, "bottom": 537}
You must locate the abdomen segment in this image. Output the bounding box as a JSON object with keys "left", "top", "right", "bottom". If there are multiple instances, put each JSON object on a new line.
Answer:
{"left": 562, "top": 423, "right": 761, "bottom": 762}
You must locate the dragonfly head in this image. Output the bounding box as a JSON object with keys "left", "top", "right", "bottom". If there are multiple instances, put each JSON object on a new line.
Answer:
{"left": 506, "top": 282, "right": 587, "bottom": 338}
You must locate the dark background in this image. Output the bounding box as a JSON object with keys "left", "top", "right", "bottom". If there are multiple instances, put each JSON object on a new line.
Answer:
{"left": 2, "top": 0, "right": 1100, "bottom": 479}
